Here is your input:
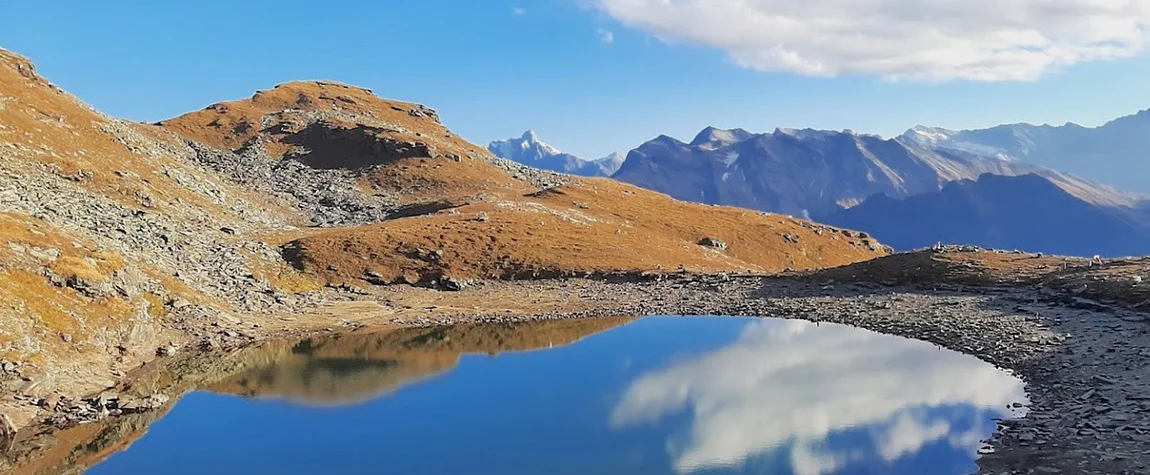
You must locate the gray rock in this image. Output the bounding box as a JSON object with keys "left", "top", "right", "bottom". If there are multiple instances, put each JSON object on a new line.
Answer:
{"left": 0, "top": 412, "right": 13, "bottom": 452}
{"left": 698, "top": 237, "right": 728, "bottom": 250}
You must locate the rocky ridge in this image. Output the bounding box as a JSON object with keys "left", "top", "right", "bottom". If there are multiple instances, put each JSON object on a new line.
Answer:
{"left": 611, "top": 126, "right": 1140, "bottom": 220}
{"left": 899, "top": 108, "right": 1150, "bottom": 194}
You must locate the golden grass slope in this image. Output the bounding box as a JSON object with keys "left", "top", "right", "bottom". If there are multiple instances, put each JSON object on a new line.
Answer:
{"left": 283, "top": 179, "right": 889, "bottom": 286}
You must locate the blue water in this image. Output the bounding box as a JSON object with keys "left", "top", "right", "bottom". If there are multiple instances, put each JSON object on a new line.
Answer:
{"left": 87, "top": 316, "right": 1027, "bottom": 475}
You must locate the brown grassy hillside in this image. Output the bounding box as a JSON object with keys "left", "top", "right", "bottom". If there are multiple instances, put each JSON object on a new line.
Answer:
{"left": 283, "top": 180, "right": 889, "bottom": 286}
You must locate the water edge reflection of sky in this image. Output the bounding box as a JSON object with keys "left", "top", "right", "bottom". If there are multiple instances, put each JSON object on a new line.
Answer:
{"left": 86, "top": 316, "right": 1028, "bottom": 475}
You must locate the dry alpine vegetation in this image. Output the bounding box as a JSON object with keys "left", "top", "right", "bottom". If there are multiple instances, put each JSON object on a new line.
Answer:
{"left": 2, "top": 46, "right": 1150, "bottom": 474}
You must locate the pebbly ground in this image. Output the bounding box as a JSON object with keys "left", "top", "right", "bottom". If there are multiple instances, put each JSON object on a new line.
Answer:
{"left": 5, "top": 276, "right": 1150, "bottom": 475}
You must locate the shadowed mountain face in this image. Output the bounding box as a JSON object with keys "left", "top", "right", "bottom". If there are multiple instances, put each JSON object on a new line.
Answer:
{"left": 899, "top": 108, "right": 1150, "bottom": 194}
{"left": 488, "top": 130, "right": 622, "bottom": 177}
{"left": 611, "top": 127, "right": 1118, "bottom": 220}
{"left": 822, "top": 174, "right": 1150, "bottom": 257}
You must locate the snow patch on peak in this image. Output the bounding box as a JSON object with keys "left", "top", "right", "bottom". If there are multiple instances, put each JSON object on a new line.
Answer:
{"left": 901, "top": 126, "right": 958, "bottom": 145}
{"left": 721, "top": 151, "right": 740, "bottom": 167}
{"left": 898, "top": 126, "right": 1015, "bottom": 161}
{"left": 691, "top": 126, "right": 754, "bottom": 147}
{"left": 774, "top": 128, "right": 838, "bottom": 141}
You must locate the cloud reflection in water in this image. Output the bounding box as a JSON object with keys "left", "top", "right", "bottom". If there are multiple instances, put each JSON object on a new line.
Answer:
{"left": 610, "top": 319, "right": 1028, "bottom": 475}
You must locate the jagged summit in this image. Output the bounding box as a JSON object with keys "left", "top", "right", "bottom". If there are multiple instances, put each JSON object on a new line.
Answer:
{"left": 521, "top": 129, "right": 543, "bottom": 142}
{"left": 690, "top": 127, "right": 754, "bottom": 147}
{"left": 772, "top": 127, "right": 839, "bottom": 140}
{"left": 650, "top": 134, "right": 686, "bottom": 146}
{"left": 489, "top": 129, "right": 564, "bottom": 162}
{"left": 488, "top": 130, "right": 622, "bottom": 177}
{"left": 900, "top": 125, "right": 959, "bottom": 142}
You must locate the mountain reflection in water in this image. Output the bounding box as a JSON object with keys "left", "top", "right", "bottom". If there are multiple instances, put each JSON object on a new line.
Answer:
{"left": 75, "top": 316, "right": 1026, "bottom": 475}
{"left": 204, "top": 316, "right": 639, "bottom": 406}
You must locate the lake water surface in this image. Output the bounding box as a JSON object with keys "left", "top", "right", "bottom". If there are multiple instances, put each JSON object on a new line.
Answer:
{"left": 87, "top": 316, "right": 1028, "bottom": 475}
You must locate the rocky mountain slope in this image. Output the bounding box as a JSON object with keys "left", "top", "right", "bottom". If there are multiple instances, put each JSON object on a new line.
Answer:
{"left": 899, "top": 108, "right": 1150, "bottom": 193}
{"left": 823, "top": 174, "right": 1150, "bottom": 257}
{"left": 611, "top": 126, "right": 1124, "bottom": 220}
{"left": 0, "top": 49, "right": 317, "bottom": 430}
{"left": 488, "top": 130, "right": 622, "bottom": 177}
{"left": 0, "top": 47, "right": 888, "bottom": 433}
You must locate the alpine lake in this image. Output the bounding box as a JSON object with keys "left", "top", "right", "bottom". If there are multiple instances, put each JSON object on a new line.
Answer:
{"left": 84, "top": 315, "right": 1028, "bottom": 475}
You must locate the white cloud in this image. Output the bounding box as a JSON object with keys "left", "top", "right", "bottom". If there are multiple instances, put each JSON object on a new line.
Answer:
{"left": 512, "top": 6, "right": 526, "bottom": 16}
{"left": 610, "top": 319, "right": 1028, "bottom": 474}
{"left": 595, "top": 0, "right": 1150, "bottom": 81}
{"left": 598, "top": 28, "right": 616, "bottom": 44}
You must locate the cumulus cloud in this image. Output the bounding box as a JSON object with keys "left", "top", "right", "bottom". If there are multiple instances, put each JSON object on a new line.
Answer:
{"left": 512, "top": 6, "right": 526, "bottom": 16}
{"left": 595, "top": 0, "right": 1150, "bottom": 81}
{"left": 610, "top": 319, "right": 1028, "bottom": 474}
{"left": 598, "top": 28, "right": 616, "bottom": 44}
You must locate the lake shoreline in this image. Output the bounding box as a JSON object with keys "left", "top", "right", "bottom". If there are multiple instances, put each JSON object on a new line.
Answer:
{"left": 5, "top": 276, "right": 1150, "bottom": 474}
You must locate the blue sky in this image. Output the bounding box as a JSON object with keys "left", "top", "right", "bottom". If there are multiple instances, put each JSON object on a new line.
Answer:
{"left": 3, "top": 0, "right": 1149, "bottom": 159}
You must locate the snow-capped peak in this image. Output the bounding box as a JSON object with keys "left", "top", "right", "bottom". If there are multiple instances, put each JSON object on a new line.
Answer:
{"left": 690, "top": 126, "right": 754, "bottom": 148}
{"left": 901, "top": 125, "right": 957, "bottom": 145}
{"left": 512, "top": 129, "right": 560, "bottom": 155}
{"left": 488, "top": 130, "right": 619, "bottom": 177}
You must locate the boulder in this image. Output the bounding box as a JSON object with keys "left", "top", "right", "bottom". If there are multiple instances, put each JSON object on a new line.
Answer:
{"left": 697, "top": 237, "right": 728, "bottom": 250}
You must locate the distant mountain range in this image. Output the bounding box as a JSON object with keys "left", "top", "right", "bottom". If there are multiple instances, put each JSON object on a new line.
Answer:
{"left": 488, "top": 130, "right": 623, "bottom": 177}
{"left": 610, "top": 126, "right": 1124, "bottom": 220}
{"left": 899, "top": 108, "right": 1150, "bottom": 194}
{"left": 823, "top": 174, "right": 1150, "bottom": 257}
{"left": 497, "top": 108, "right": 1150, "bottom": 257}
